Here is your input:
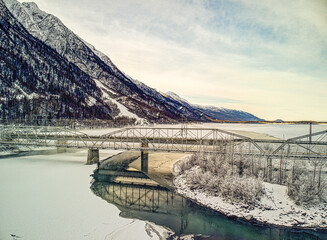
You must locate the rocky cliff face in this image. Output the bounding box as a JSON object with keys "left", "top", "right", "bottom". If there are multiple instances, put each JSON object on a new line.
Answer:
{"left": 1, "top": 0, "right": 262, "bottom": 122}
{"left": 0, "top": 0, "right": 120, "bottom": 121}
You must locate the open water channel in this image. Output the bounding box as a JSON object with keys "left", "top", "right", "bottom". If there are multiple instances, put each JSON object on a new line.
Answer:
{"left": 1, "top": 124, "right": 327, "bottom": 239}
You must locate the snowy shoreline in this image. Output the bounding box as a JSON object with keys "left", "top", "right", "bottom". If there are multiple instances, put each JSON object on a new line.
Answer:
{"left": 172, "top": 162, "right": 327, "bottom": 232}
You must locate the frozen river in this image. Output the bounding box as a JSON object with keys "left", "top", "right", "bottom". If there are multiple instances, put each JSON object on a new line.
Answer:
{"left": 152, "top": 122, "right": 327, "bottom": 140}
{"left": 1, "top": 123, "right": 327, "bottom": 239}
{"left": 0, "top": 149, "right": 164, "bottom": 240}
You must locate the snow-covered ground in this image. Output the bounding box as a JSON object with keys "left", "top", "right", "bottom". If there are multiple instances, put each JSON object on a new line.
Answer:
{"left": 0, "top": 149, "right": 171, "bottom": 240}
{"left": 172, "top": 123, "right": 327, "bottom": 230}
{"left": 174, "top": 172, "right": 327, "bottom": 230}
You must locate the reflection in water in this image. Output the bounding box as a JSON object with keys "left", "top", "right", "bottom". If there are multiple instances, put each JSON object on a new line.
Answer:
{"left": 91, "top": 171, "right": 326, "bottom": 240}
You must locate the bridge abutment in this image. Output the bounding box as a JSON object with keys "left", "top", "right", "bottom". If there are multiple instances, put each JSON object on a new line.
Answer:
{"left": 87, "top": 148, "right": 99, "bottom": 165}
{"left": 141, "top": 142, "right": 148, "bottom": 172}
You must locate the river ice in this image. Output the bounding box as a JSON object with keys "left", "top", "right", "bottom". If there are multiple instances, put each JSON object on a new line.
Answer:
{"left": 0, "top": 149, "right": 165, "bottom": 240}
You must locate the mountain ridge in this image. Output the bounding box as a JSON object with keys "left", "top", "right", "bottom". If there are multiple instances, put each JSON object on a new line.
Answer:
{"left": 165, "top": 91, "right": 263, "bottom": 121}
{"left": 0, "top": 0, "right": 120, "bottom": 120}
{"left": 1, "top": 0, "right": 263, "bottom": 123}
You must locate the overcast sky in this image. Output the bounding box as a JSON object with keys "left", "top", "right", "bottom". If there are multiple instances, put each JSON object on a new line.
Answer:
{"left": 21, "top": 0, "right": 327, "bottom": 121}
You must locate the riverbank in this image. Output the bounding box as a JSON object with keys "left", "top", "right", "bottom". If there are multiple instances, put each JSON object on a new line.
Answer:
{"left": 173, "top": 159, "right": 327, "bottom": 231}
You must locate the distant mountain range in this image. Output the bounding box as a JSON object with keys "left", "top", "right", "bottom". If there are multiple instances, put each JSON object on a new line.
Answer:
{"left": 165, "top": 91, "right": 262, "bottom": 121}
{"left": 0, "top": 0, "right": 263, "bottom": 123}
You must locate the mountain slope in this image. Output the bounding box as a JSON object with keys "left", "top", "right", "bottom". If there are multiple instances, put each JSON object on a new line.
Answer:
{"left": 0, "top": 0, "right": 122, "bottom": 120}
{"left": 3, "top": 0, "right": 207, "bottom": 122}
{"left": 194, "top": 105, "right": 263, "bottom": 121}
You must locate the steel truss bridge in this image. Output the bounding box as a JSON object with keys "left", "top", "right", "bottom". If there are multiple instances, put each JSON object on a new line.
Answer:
{"left": 0, "top": 125, "right": 327, "bottom": 161}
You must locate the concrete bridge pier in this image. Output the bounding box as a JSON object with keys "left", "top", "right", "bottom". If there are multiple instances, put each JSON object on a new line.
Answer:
{"left": 87, "top": 148, "right": 99, "bottom": 165}
{"left": 57, "top": 140, "right": 67, "bottom": 153}
{"left": 141, "top": 142, "right": 148, "bottom": 172}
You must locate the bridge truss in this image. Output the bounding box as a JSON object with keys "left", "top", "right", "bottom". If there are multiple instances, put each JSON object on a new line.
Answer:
{"left": 0, "top": 125, "right": 326, "bottom": 161}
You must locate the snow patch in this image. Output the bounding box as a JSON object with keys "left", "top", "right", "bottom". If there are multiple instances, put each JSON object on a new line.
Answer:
{"left": 93, "top": 78, "right": 116, "bottom": 97}
{"left": 2, "top": 0, "right": 18, "bottom": 9}
{"left": 14, "top": 83, "right": 39, "bottom": 99}
{"left": 111, "top": 98, "right": 141, "bottom": 120}
{"left": 86, "top": 95, "right": 97, "bottom": 107}
{"left": 93, "top": 78, "right": 145, "bottom": 122}
{"left": 166, "top": 91, "right": 190, "bottom": 104}
{"left": 174, "top": 175, "right": 327, "bottom": 229}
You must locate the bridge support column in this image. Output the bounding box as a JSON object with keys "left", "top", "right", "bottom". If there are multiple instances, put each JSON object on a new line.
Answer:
{"left": 266, "top": 156, "right": 272, "bottom": 182}
{"left": 141, "top": 142, "right": 148, "bottom": 172}
{"left": 87, "top": 148, "right": 99, "bottom": 165}
{"left": 57, "top": 140, "right": 67, "bottom": 153}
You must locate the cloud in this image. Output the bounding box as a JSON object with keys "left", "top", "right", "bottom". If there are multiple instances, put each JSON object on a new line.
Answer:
{"left": 224, "top": 0, "right": 327, "bottom": 71}
{"left": 24, "top": 0, "right": 327, "bottom": 120}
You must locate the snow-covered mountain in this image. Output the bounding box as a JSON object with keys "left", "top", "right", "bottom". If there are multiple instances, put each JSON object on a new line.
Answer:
{"left": 165, "top": 92, "right": 263, "bottom": 121}
{"left": 194, "top": 105, "right": 263, "bottom": 121}
{"left": 2, "top": 0, "right": 208, "bottom": 122}
{"left": 1, "top": 0, "right": 262, "bottom": 122}
{"left": 0, "top": 0, "right": 120, "bottom": 120}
